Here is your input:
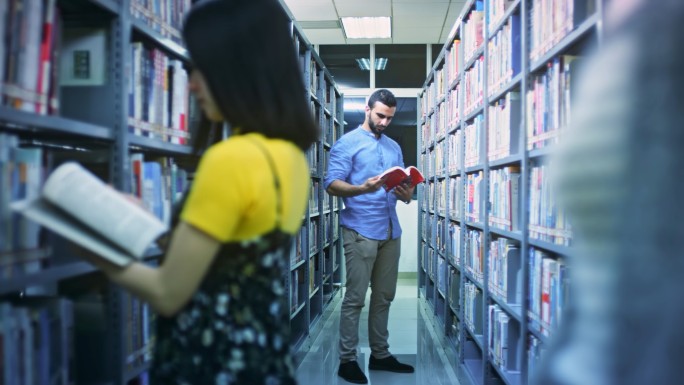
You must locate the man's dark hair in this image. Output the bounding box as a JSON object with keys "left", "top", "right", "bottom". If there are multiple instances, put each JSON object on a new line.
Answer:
{"left": 183, "top": 0, "right": 319, "bottom": 151}
{"left": 367, "top": 89, "right": 397, "bottom": 109}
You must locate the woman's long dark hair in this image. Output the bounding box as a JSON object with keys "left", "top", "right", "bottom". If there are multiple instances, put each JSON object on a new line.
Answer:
{"left": 183, "top": 0, "right": 319, "bottom": 151}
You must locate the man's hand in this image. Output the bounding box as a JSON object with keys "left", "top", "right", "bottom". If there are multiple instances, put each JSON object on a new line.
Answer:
{"left": 393, "top": 181, "right": 414, "bottom": 203}
{"left": 362, "top": 175, "right": 388, "bottom": 194}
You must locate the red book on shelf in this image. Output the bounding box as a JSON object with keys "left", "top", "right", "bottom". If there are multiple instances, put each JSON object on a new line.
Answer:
{"left": 380, "top": 166, "right": 425, "bottom": 192}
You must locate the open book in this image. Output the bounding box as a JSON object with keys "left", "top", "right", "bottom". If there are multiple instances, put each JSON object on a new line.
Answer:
{"left": 380, "top": 166, "right": 425, "bottom": 192}
{"left": 11, "top": 162, "right": 168, "bottom": 267}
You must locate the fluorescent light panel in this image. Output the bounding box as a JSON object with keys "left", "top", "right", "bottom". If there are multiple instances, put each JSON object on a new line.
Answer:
{"left": 341, "top": 17, "right": 391, "bottom": 39}
{"left": 355, "top": 58, "right": 388, "bottom": 71}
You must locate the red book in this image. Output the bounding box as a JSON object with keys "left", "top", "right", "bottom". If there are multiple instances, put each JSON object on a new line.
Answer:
{"left": 379, "top": 166, "right": 425, "bottom": 192}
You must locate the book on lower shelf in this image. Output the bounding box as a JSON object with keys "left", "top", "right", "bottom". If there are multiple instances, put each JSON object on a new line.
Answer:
{"left": 11, "top": 162, "right": 168, "bottom": 267}
{"left": 380, "top": 165, "right": 425, "bottom": 192}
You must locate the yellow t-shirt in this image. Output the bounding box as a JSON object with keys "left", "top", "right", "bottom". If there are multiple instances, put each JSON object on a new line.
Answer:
{"left": 180, "top": 133, "right": 310, "bottom": 241}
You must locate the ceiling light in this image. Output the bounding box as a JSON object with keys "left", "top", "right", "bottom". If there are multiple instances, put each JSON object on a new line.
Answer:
{"left": 355, "top": 58, "right": 388, "bottom": 71}
{"left": 341, "top": 17, "right": 391, "bottom": 39}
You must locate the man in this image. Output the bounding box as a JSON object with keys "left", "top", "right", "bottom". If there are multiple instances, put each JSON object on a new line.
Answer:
{"left": 325, "top": 89, "right": 415, "bottom": 384}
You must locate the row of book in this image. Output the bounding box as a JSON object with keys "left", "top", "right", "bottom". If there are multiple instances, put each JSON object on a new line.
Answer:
{"left": 465, "top": 171, "right": 484, "bottom": 222}
{"left": 129, "top": 154, "right": 190, "bottom": 226}
{"left": 487, "top": 0, "right": 517, "bottom": 35}
{"left": 462, "top": 1, "right": 485, "bottom": 63}
{"left": 464, "top": 57, "right": 485, "bottom": 116}
{"left": 420, "top": 20, "right": 584, "bottom": 157}
{"left": 426, "top": 223, "right": 566, "bottom": 328}
{"left": 529, "top": 0, "right": 588, "bottom": 61}
{"left": 307, "top": 142, "right": 319, "bottom": 173}
{"left": 289, "top": 253, "right": 327, "bottom": 315}
{"left": 130, "top": 0, "right": 192, "bottom": 44}
{"left": 488, "top": 92, "right": 521, "bottom": 162}
{"left": 128, "top": 43, "right": 191, "bottom": 144}
{"left": 0, "top": 134, "right": 44, "bottom": 263}
{"left": 487, "top": 14, "right": 522, "bottom": 98}
{"left": 122, "top": 292, "right": 156, "bottom": 372}
{"left": 528, "top": 248, "right": 568, "bottom": 336}
{"left": 423, "top": 163, "right": 568, "bottom": 244}
{"left": 446, "top": 40, "right": 461, "bottom": 87}
{"left": 488, "top": 166, "right": 521, "bottom": 232}
{"left": 488, "top": 303, "right": 520, "bottom": 373}
{"left": 0, "top": 299, "right": 73, "bottom": 385}
{"left": 529, "top": 163, "right": 572, "bottom": 245}
{"left": 309, "top": 181, "right": 320, "bottom": 216}
{"left": 464, "top": 115, "right": 483, "bottom": 168}
{"left": 527, "top": 55, "right": 580, "bottom": 150}
{"left": 0, "top": 0, "right": 60, "bottom": 115}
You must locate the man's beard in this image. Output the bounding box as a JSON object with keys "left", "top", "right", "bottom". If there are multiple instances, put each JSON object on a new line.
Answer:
{"left": 368, "top": 119, "right": 384, "bottom": 137}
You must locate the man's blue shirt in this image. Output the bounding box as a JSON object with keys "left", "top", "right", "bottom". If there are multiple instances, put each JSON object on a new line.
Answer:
{"left": 324, "top": 127, "right": 404, "bottom": 240}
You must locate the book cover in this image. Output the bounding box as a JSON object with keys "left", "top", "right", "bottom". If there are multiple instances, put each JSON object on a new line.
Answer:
{"left": 379, "top": 166, "right": 425, "bottom": 192}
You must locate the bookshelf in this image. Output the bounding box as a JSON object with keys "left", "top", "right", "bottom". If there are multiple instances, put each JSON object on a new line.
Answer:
{"left": 0, "top": 0, "right": 342, "bottom": 383}
{"left": 288, "top": 22, "right": 345, "bottom": 363}
{"left": 417, "top": 0, "right": 599, "bottom": 384}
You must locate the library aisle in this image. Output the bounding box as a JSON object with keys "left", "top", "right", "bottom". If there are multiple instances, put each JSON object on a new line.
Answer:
{"left": 295, "top": 278, "right": 460, "bottom": 385}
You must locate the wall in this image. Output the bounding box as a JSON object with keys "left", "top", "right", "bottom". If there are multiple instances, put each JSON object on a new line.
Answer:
{"left": 397, "top": 200, "right": 418, "bottom": 273}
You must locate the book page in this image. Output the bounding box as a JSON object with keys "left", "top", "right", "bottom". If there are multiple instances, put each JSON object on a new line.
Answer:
{"left": 11, "top": 199, "right": 134, "bottom": 267}
{"left": 41, "top": 162, "right": 168, "bottom": 258}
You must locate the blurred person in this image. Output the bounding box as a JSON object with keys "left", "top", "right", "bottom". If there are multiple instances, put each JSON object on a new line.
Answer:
{"left": 325, "top": 89, "right": 415, "bottom": 384}
{"left": 530, "top": 0, "right": 684, "bottom": 384}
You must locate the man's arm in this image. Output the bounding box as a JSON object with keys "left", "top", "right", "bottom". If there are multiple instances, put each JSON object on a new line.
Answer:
{"left": 326, "top": 176, "right": 386, "bottom": 198}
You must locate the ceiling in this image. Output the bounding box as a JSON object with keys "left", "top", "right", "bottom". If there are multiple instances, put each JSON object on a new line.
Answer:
{"left": 280, "top": 0, "right": 467, "bottom": 45}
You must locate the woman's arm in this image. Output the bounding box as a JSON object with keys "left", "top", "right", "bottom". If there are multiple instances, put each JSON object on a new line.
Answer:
{"left": 84, "top": 221, "right": 220, "bottom": 317}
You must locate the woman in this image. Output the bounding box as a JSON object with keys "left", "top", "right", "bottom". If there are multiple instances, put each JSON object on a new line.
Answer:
{"left": 85, "top": 0, "right": 318, "bottom": 383}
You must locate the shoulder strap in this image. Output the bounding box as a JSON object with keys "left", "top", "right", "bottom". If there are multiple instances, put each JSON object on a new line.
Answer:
{"left": 247, "top": 136, "right": 283, "bottom": 229}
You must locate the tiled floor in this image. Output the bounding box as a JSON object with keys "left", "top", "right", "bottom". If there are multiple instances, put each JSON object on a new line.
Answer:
{"left": 295, "top": 278, "right": 460, "bottom": 385}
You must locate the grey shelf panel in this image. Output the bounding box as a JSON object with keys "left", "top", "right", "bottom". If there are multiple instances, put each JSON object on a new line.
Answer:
{"left": 290, "top": 259, "right": 306, "bottom": 271}
{"left": 128, "top": 135, "right": 194, "bottom": 155}
{"left": 87, "top": 0, "right": 119, "bottom": 13}
{"left": 0, "top": 107, "right": 114, "bottom": 140}
{"left": 488, "top": 226, "right": 522, "bottom": 241}
{"left": 488, "top": 72, "right": 523, "bottom": 103}
{"left": 447, "top": 123, "right": 461, "bottom": 135}
{"left": 528, "top": 145, "right": 558, "bottom": 160}
{"left": 489, "top": 154, "right": 522, "bottom": 168}
{"left": 464, "top": 221, "right": 484, "bottom": 230}
{"left": 527, "top": 315, "right": 550, "bottom": 345}
{"left": 131, "top": 19, "right": 189, "bottom": 61}
{"left": 489, "top": 293, "right": 523, "bottom": 323}
{"left": 289, "top": 302, "right": 306, "bottom": 320}
{"left": 465, "top": 327, "right": 485, "bottom": 351}
{"left": 463, "top": 105, "right": 484, "bottom": 122}
{"left": 309, "top": 286, "right": 320, "bottom": 299}
{"left": 490, "top": 362, "right": 522, "bottom": 385}
{"left": 465, "top": 165, "right": 484, "bottom": 174}
{"left": 528, "top": 238, "right": 572, "bottom": 256}
{"left": 1, "top": 261, "right": 97, "bottom": 295}
{"left": 530, "top": 13, "right": 599, "bottom": 73}
{"left": 464, "top": 45, "right": 485, "bottom": 72}
{"left": 461, "top": 360, "right": 483, "bottom": 385}
{"left": 464, "top": 271, "right": 483, "bottom": 290}
{"left": 449, "top": 304, "right": 460, "bottom": 320}
{"left": 124, "top": 361, "right": 151, "bottom": 383}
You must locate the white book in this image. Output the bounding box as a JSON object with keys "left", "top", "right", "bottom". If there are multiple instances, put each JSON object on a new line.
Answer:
{"left": 11, "top": 162, "right": 168, "bottom": 266}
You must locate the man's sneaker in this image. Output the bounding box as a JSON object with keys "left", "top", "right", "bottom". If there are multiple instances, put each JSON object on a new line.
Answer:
{"left": 338, "top": 360, "right": 368, "bottom": 384}
{"left": 368, "top": 355, "right": 415, "bottom": 373}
